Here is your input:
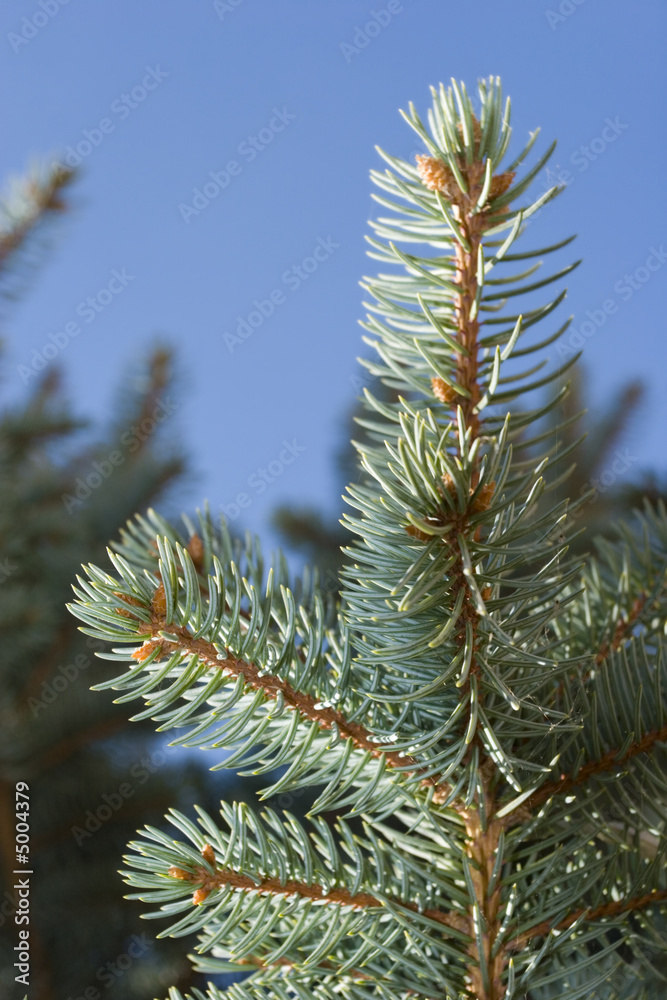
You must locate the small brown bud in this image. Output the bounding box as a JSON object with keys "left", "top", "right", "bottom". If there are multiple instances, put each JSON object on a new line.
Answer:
{"left": 192, "top": 888, "right": 210, "bottom": 905}
{"left": 168, "top": 866, "right": 190, "bottom": 881}
{"left": 115, "top": 606, "right": 137, "bottom": 620}
{"left": 201, "top": 844, "right": 216, "bottom": 866}
{"left": 152, "top": 581, "right": 167, "bottom": 616}
{"left": 481, "top": 587, "right": 493, "bottom": 602}
{"left": 471, "top": 482, "right": 495, "bottom": 513}
{"left": 432, "top": 377, "right": 458, "bottom": 405}
{"left": 416, "top": 155, "right": 456, "bottom": 195}
{"left": 113, "top": 591, "right": 144, "bottom": 620}
{"left": 113, "top": 591, "right": 144, "bottom": 608}
{"left": 131, "top": 640, "right": 164, "bottom": 662}
{"left": 406, "top": 524, "right": 431, "bottom": 543}
{"left": 489, "top": 171, "right": 515, "bottom": 201}
{"left": 457, "top": 114, "right": 482, "bottom": 150}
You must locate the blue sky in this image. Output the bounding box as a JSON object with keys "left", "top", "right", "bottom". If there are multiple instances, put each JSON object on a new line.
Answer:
{"left": 2, "top": 0, "right": 666, "bottom": 554}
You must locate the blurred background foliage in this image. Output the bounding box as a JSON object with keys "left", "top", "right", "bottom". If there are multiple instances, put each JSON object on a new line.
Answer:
{"left": 0, "top": 165, "right": 262, "bottom": 1000}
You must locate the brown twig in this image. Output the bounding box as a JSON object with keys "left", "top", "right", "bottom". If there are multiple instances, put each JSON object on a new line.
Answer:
{"left": 513, "top": 720, "right": 667, "bottom": 819}
{"left": 169, "top": 844, "right": 468, "bottom": 934}
{"left": 594, "top": 594, "right": 647, "bottom": 666}
{"left": 510, "top": 887, "right": 667, "bottom": 949}
{"left": 138, "top": 612, "right": 431, "bottom": 776}
{"left": 416, "top": 124, "right": 517, "bottom": 1000}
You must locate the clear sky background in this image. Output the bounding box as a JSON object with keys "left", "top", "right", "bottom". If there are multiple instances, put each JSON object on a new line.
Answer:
{"left": 2, "top": 0, "right": 666, "bottom": 555}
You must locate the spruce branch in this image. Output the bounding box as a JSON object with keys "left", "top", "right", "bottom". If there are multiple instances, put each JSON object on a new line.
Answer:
{"left": 510, "top": 887, "right": 667, "bottom": 950}
{"left": 135, "top": 603, "right": 425, "bottom": 774}
{"left": 594, "top": 593, "right": 648, "bottom": 666}
{"left": 125, "top": 585, "right": 467, "bottom": 805}
{"left": 517, "top": 720, "right": 667, "bottom": 817}
{"left": 168, "top": 842, "right": 466, "bottom": 933}
{"left": 413, "top": 108, "right": 516, "bottom": 999}
{"left": 0, "top": 162, "right": 74, "bottom": 266}
{"left": 0, "top": 162, "right": 75, "bottom": 301}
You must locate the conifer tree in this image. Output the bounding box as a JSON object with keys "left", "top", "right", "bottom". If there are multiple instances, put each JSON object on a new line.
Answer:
{"left": 69, "top": 79, "right": 667, "bottom": 1000}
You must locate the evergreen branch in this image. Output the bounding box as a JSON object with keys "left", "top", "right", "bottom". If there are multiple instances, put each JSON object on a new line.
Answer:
{"left": 594, "top": 593, "right": 647, "bottom": 666}
{"left": 138, "top": 607, "right": 452, "bottom": 791}
{"left": 413, "top": 101, "right": 521, "bottom": 1000}
{"left": 124, "top": 806, "right": 472, "bottom": 991}
{"left": 552, "top": 591, "right": 647, "bottom": 701}
{"left": 517, "top": 720, "right": 667, "bottom": 815}
{"left": 510, "top": 887, "right": 667, "bottom": 949}
{"left": 168, "top": 842, "right": 467, "bottom": 933}
{"left": 0, "top": 163, "right": 74, "bottom": 269}
{"left": 72, "top": 514, "right": 464, "bottom": 811}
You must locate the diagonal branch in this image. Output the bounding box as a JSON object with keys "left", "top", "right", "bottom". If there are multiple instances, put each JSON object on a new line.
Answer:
{"left": 509, "top": 887, "right": 667, "bottom": 949}
{"left": 168, "top": 844, "right": 468, "bottom": 934}
{"left": 0, "top": 164, "right": 74, "bottom": 269}
{"left": 513, "top": 720, "right": 667, "bottom": 818}
{"left": 594, "top": 593, "right": 647, "bottom": 667}
{"left": 554, "top": 594, "right": 648, "bottom": 701}
{"left": 140, "top": 611, "right": 427, "bottom": 774}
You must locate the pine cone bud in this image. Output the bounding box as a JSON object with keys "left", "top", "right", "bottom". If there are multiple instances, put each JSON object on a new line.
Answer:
{"left": 432, "top": 377, "right": 458, "bottom": 405}
{"left": 416, "top": 155, "right": 456, "bottom": 194}
{"left": 406, "top": 524, "right": 431, "bottom": 543}
{"left": 457, "top": 114, "right": 483, "bottom": 151}
{"left": 152, "top": 580, "right": 167, "bottom": 616}
{"left": 131, "top": 639, "right": 164, "bottom": 662}
{"left": 187, "top": 533, "right": 204, "bottom": 569}
{"left": 489, "top": 171, "right": 515, "bottom": 201}
{"left": 471, "top": 482, "right": 495, "bottom": 513}
{"left": 201, "top": 844, "right": 216, "bottom": 866}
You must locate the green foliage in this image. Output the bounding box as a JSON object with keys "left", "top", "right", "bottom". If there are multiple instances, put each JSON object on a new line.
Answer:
{"left": 69, "top": 78, "right": 667, "bottom": 999}
{"left": 0, "top": 349, "right": 207, "bottom": 1000}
